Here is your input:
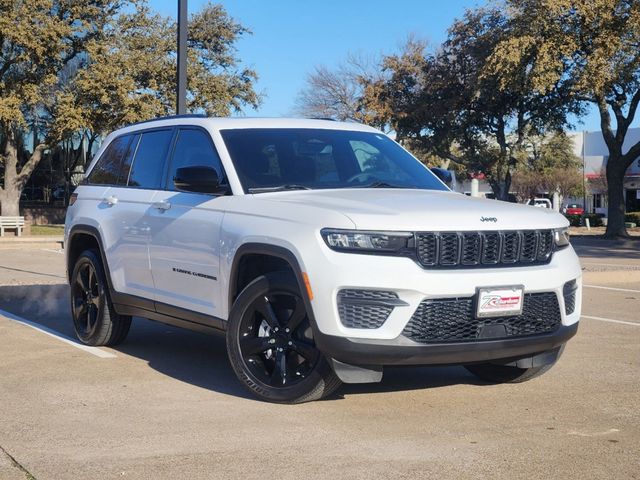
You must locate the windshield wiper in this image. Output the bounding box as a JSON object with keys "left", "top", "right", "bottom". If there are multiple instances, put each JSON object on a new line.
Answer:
{"left": 248, "top": 184, "right": 312, "bottom": 193}
{"left": 357, "top": 181, "right": 411, "bottom": 189}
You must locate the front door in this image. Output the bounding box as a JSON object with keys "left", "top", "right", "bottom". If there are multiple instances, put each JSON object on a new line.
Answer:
{"left": 147, "top": 127, "right": 230, "bottom": 320}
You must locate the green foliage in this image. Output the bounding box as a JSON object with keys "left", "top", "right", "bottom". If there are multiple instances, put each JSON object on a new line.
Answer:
{"left": 564, "top": 214, "right": 582, "bottom": 227}
{"left": 57, "top": 1, "right": 260, "bottom": 137}
{"left": 625, "top": 212, "right": 640, "bottom": 225}
{"left": 361, "top": 9, "right": 579, "bottom": 200}
{"left": 511, "top": 132, "right": 583, "bottom": 201}
{"left": 490, "top": 0, "right": 640, "bottom": 236}
{"left": 0, "top": 0, "right": 259, "bottom": 215}
{"left": 584, "top": 214, "right": 604, "bottom": 227}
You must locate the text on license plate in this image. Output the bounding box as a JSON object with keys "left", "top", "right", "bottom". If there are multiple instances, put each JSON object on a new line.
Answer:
{"left": 476, "top": 286, "right": 524, "bottom": 318}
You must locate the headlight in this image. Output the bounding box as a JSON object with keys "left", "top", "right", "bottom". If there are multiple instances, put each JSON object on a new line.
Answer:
{"left": 321, "top": 228, "right": 413, "bottom": 254}
{"left": 554, "top": 227, "right": 570, "bottom": 248}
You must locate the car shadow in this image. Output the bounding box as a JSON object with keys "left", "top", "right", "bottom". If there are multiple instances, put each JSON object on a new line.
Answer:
{"left": 0, "top": 283, "right": 484, "bottom": 401}
{"left": 571, "top": 236, "right": 640, "bottom": 260}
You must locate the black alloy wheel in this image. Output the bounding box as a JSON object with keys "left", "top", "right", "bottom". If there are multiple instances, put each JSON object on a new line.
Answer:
{"left": 72, "top": 260, "right": 101, "bottom": 338}
{"left": 227, "top": 272, "right": 341, "bottom": 403}
{"left": 70, "top": 250, "right": 131, "bottom": 346}
{"left": 238, "top": 290, "right": 318, "bottom": 387}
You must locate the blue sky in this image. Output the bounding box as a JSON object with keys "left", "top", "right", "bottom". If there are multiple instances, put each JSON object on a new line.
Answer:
{"left": 149, "top": 0, "right": 608, "bottom": 132}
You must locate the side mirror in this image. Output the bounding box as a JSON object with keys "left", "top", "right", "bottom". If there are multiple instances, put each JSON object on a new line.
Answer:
{"left": 174, "top": 166, "right": 227, "bottom": 194}
{"left": 430, "top": 167, "right": 453, "bottom": 186}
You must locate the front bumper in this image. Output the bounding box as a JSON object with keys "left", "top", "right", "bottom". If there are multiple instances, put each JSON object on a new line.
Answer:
{"left": 305, "top": 244, "right": 583, "bottom": 339}
{"left": 315, "top": 323, "right": 578, "bottom": 366}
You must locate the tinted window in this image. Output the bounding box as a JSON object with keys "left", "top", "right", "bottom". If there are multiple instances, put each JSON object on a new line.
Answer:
{"left": 220, "top": 128, "right": 448, "bottom": 192}
{"left": 128, "top": 129, "right": 173, "bottom": 189}
{"left": 88, "top": 135, "right": 133, "bottom": 185}
{"left": 167, "top": 129, "right": 226, "bottom": 191}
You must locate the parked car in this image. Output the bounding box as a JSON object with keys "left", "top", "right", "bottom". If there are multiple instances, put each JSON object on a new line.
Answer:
{"left": 65, "top": 116, "right": 582, "bottom": 403}
{"left": 527, "top": 198, "right": 553, "bottom": 209}
{"left": 564, "top": 203, "right": 584, "bottom": 216}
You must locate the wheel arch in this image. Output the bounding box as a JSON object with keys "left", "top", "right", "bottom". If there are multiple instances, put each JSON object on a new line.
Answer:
{"left": 66, "top": 225, "right": 113, "bottom": 290}
{"left": 228, "top": 243, "right": 317, "bottom": 327}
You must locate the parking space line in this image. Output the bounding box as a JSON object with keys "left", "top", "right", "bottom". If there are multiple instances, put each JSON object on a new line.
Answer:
{"left": 0, "top": 308, "right": 117, "bottom": 358}
{"left": 581, "top": 262, "right": 639, "bottom": 267}
{"left": 583, "top": 284, "right": 640, "bottom": 294}
{"left": 41, "top": 248, "right": 64, "bottom": 254}
{"left": 582, "top": 315, "right": 640, "bottom": 327}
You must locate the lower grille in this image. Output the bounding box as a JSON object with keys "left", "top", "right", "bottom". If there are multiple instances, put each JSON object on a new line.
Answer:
{"left": 403, "top": 292, "right": 561, "bottom": 343}
{"left": 337, "top": 289, "right": 398, "bottom": 329}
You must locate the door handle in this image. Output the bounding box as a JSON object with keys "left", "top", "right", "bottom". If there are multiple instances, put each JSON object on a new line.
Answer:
{"left": 102, "top": 195, "right": 118, "bottom": 206}
{"left": 152, "top": 200, "right": 171, "bottom": 211}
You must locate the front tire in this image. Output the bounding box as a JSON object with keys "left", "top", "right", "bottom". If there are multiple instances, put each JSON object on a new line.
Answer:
{"left": 70, "top": 250, "right": 131, "bottom": 346}
{"left": 226, "top": 272, "right": 341, "bottom": 403}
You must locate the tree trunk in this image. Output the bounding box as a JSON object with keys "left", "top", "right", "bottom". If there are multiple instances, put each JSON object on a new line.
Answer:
{"left": 0, "top": 189, "right": 21, "bottom": 216}
{"left": 604, "top": 156, "right": 628, "bottom": 238}
{"left": 490, "top": 173, "right": 513, "bottom": 201}
{"left": 0, "top": 128, "right": 46, "bottom": 217}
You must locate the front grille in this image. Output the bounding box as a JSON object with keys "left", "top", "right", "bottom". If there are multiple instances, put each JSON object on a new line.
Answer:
{"left": 337, "top": 289, "right": 397, "bottom": 329}
{"left": 415, "top": 230, "right": 554, "bottom": 269}
{"left": 403, "top": 292, "right": 561, "bottom": 343}
{"left": 563, "top": 280, "right": 577, "bottom": 315}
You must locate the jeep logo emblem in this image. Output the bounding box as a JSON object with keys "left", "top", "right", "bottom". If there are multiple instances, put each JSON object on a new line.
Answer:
{"left": 480, "top": 216, "right": 497, "bottom": 223}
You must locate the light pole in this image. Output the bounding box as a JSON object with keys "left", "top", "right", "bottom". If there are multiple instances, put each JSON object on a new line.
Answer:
{"left": 176, "top": 0, "right": 187, "bottom": 115}
{"left": 582, "top": 130, "right": 587, "bottom": 211}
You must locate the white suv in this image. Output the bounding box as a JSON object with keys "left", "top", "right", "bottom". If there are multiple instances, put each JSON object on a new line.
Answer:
{"left": 64, "top": 116, "right": 582, "bottom": 403}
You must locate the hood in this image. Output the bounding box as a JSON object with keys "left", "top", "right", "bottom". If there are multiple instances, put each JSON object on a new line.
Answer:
{"left": 259, "top": 189, "right": 568, "bottom": 231}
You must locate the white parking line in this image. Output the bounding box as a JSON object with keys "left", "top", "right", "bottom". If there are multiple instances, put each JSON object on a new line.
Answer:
{"left": 582, "top": 262, "right": 639, "bottom": 267}
{"left": 40, "top": 248, "right": 64, "bottom": 254}
{"left": 583, "top": 284, "right": 640, "bottom": 294}
{"left": 0, "top": 308, "right": 117, "bottom": 358}
{"left": 582, "top": 315, "right": 640, "bottom": 327}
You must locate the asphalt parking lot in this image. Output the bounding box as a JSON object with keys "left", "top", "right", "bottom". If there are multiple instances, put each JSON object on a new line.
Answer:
{"left": 0, "top": 238, "right": 638, "bottom": 479}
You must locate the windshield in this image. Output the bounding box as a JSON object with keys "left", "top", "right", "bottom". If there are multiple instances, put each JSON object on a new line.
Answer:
{"left": 219, "top": 128, "right": 449, "bottom": 193}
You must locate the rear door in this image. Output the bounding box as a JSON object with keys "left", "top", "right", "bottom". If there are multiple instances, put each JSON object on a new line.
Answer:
{"left": 98, "top": 128, "right": 174, "bottom": 301}
{"left": 147, "top": 127, "right": 230, "bottom": 320}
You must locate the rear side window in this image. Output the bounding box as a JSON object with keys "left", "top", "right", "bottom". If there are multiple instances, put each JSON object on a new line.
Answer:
{"left": 166, "top": 129, "right": 226, "bottom": 191}
{"left": 128, "top": 129, "right": 173, "bottom": 189}
{"left": 87, "top": 135, "right": 133, "bottom": 185}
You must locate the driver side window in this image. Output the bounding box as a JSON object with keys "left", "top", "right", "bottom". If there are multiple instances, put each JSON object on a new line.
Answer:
{"left": 167, "top": 128, "right": 226, "bottom": 191}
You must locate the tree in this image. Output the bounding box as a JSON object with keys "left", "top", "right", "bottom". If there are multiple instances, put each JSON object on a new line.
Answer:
{"left": 294, "top": 53, "right": 381, "bottom": 124}
{"left": 489, "top": 0, "right": 640, "bottom": 237}
{"left": 0, "top": 0, "right": 123, "bottom": 216}
{"left": 511, "top": 132, "right": 583, "bottom": 204}
{"left": 363, "top": 9, "right": 580, "bottom": 201}
{"left": 1, "top": 1, "right": 260, "bottom": 215}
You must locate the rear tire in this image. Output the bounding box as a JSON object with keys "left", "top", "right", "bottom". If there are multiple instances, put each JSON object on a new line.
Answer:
{"left": 226, "top": 271, "right": 341, "bottom": 403}
{"left": 70, "top": 249, "right": 131, "bottom": 346}
{"left": 464, "top": 362, "right": 554, "bottom": 384}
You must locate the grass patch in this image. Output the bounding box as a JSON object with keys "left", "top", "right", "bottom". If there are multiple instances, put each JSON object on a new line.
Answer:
{"left": 31, "top": 224, "right": 64, "bottom": 236}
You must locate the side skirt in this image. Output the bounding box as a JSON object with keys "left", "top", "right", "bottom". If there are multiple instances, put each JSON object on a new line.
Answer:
{"left": 111, "top": 291, "right": 226, "bottom": 335}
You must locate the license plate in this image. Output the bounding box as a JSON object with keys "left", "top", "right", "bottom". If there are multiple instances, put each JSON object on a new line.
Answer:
{"left": 476, "top": 286, "right": 524, "bottom": 318}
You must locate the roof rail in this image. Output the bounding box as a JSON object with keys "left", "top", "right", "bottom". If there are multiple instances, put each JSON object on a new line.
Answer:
{"left": 309, "top": 117, "right": 336, "bottom": 121}
{"left": 126, "top": 114, "right": 208, "bottom": 128}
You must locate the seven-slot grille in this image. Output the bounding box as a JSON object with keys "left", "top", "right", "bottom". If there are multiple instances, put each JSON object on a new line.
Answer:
{"left": 403, "top": 292, "right": 562, "bottom": 343}
{"left": 415, "top": 230, "right": 554, "bottom": 268}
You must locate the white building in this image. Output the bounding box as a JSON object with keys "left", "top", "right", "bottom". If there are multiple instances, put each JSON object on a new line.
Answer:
{"left": 569, "top": 128, "right": 640, "bottom": 214}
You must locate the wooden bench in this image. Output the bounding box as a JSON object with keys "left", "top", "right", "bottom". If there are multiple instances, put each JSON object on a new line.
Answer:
{"left": 0, "top": 216, "right": 25, "bottom": 237}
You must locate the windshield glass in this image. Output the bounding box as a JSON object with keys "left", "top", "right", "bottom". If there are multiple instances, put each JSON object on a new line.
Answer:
{"left": 219, "top": 128, "right": 448, "bottom": 193}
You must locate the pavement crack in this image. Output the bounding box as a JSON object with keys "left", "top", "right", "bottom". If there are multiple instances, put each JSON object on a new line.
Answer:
{"left": 0, "top": 445, "right": 37, "bottom": 480}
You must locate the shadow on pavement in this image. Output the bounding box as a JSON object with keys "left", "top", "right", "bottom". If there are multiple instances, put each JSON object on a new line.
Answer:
{"left": 571, "top": 236, "right": 640, "bottom": 259}
{"left": 0, "top": 283, "right": 481, "bottom": 401}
